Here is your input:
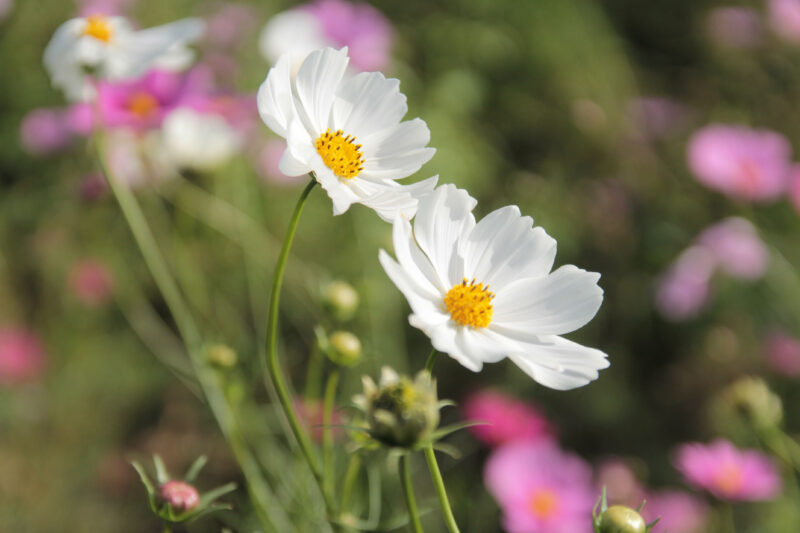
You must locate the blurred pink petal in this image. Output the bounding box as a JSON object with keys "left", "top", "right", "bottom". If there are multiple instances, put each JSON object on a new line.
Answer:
{"left": 674, "top": 439, "right": 781, "bottom": 501}
{"left": 76, "top": 0, "right": 135, "bottom": 16}
{"left": 594, "top": 459, "right": 644, "bottom": 506}
{"left": 0, "top": 327, "right": 46, "bottom": 385}
{"left": 687, "top": 124, "right": 791, "bottom": 202}
{"left": 656, "top": 246, "right": 715, "bottom": 321}
{"left": 769, "top": 0, "right": 800, "bottom": 44}
{"left": 485, "top": 441, "right": 595, "bottom": 533}
{"left": 707, "top": 7, "right": 764, "bottom": 49}
{"left": 204, "top": 3, "right": 257, "bottom": 48}
{"left": 697, "top": 218, "right": 768, "bottom": 280}
{"left": 764, "top": 330, "right": 800, "bottom": 377}
{"left": 642, "top": 490, "right": 709, "bottom": 533}
{"left": 463, "top": 389, "right": 553, "bottom": 447}
{"left": 69, "top": 259, "right": 114, "bottom": 307}
{"left": 628, "top": 97, "right": 688, "bottom": 140}
{"left": 20, "top": 109, "right": 71, "bottom": 155}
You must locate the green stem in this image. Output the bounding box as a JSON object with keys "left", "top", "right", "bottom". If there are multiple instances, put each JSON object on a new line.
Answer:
{"left": 162, "top": 522, "right": 172, "bottom": 533}
{"left": 341, "top": 454, "right": 362, "bottom": 511}
{"left": 264, "top": 178, "right": 342, "bottom": 526}
{"left": 425, "top": 349, "right": 439, "bottom": 374}
{"left": 400, "top": 454, "right": 424, "bottom": 533}
{"left": 323, "top": 370, "right": 340, "bottom": 497}
{"left": 95, "top": 142, "right": 278, "bottom": 533}
{"left": 424, "top": 445, "right": 460, "bottom": 533}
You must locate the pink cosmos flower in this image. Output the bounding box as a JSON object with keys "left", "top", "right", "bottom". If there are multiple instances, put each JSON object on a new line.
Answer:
{"left": 485, "top": 441, "right": 596, "bottom": 533}
{"left": 707, "top": 7, "right": 763, "bottom": 49}
{"left": 259, "top": 0, "right": 393, "bottom": 73}
{"left": 0, "top": 327, "right": 46, "bottom": 385}
{"left": 655, "top": 246, "right": 715, "bottom": 321}
{"left": 69, "top": 259, "right": 114, "bottom": 307}
{"left": 674, "top": 439, "right": 781, "bottom": 501}
{"left": 697, "top": 218, "right": 768, "bottom": 281}
{"left": 764, "top": 330, "right": 800, "bottom": 377}
{"left": 769, "top": 0, "right": 800, "bottom": 44}
{"left": 642, "top": 490, "right": 709, "bottom": 533}
{"left": 463, "top": 389, "right": 553, "bottom": 447}
{"left": 687, "top": 124, "right": 792, "bottom": 202}
{"left": 97, "top": 68, "right": 212, "bottom": 131}
{"left": 788, "top": 164, "right": 800, "bottom": 213}
{"left": 20, "top": 109, "right": 72, "bottom": 155}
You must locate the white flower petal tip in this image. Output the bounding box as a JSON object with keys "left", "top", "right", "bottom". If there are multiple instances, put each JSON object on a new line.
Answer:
{"left": 381, "top": 183, "right": 609, "bottom": 390}
{"left": 256, "top": 47, "right": 435, "bottom": 221}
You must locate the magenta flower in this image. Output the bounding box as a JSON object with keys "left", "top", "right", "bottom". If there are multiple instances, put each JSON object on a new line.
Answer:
{"left": 463, "top": 389, "right": 553, "bottom": 448}
{"left": 674, "top": 439, "right": 781, "bottom": 501}
{"left": 97, "top": 68, "right": 212, "bottom": 131}
{"left": 0, "top": 327, "right": 46, "bottom": 385}
{"left": 642, "top": 490, "right": 709, "bottom": 533}
{"left": 69, "top": 259, "right": 114, "bottom": 307}
{"left": 769, "top": 0, "right": 800, "bottom": 44}
{"left": 485, "top": 441, "right": 595, "bottom": 533}
{"left": 764, "top": 330, "right": 800, "bottom": 377}
{"left": 707, "top": 8, "right": 763, "bottom": 49}
{"left": 697, "top": 218, "right": 768, "bottom": 281}
{"left": 687, "top": 124, "right": 792, "bottom": 202}
{"left": 655, "top": 246, "right": 715, "bottom": 321}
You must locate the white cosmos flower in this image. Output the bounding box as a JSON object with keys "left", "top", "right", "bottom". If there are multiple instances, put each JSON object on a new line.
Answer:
{"left": 258, "top": 10, "right": 330, "bottom": 76}
{"left": 379, "top": 184, "right": 609, "bottom": 390}
{"left": 43, "top": 15, "right": 205, "bottom": 101}
{"left": 162, "top": 108, "right": 242, "bottom": 173}
{"left": 257, "top": 46, "right": 437, "bottom": 221}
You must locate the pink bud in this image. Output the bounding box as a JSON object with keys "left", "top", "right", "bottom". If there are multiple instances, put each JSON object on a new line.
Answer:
{"left": 158, "top": 480, "right": 199, "bottom": 511}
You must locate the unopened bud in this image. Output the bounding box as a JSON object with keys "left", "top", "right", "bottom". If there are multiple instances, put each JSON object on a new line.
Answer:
{"left": 322, "top": 281, "right": 359, "bottom": 321}
{"left": 329, "top": 330, "right": 362, "bottom": 366}
{"left": 206, "top": 344, "right": 237, "bottom": 368}
{"left": 597, "top": 505, "right": 646, "bottom": 533}
{"left": 159, "top": 480, "right": 200, "bottom": 512}
{"left": 714, "top": 376, "right": 782, "bottom": 431}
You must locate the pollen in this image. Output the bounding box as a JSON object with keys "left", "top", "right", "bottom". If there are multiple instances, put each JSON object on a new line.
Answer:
{"left": 444, "top": 278, "right": 495, "bottom": 329}
{"left": 528, "top": 489, "right": 558, "bottom": 520}
{"left": 83, "top": 15, "right": 113, "bottom": 43}
{"left": 315, "top": 129, "right": 364, "bottom": 179}
{"left": 126, "top": 92, "right": 159, "bottom": 118}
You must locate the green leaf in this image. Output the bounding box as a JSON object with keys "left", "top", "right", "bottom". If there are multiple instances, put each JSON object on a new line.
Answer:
{"left": 153, "top": 454, "right": 170, "bottom": 485}
{"left": 184, "top": 455, "right": 208, "bottom": 483}
{"left": 130, "top": 460, "right": 156, "bottom": 497}
{"left": 198, "top": 482, "right": 237, "bottom": 508}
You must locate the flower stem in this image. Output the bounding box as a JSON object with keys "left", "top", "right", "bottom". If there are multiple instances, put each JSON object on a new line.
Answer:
{"left": 323, "top": 369, "right": 340, "bottom": 496}
{"left": 341, "top": 454, "right": 362, "bottom": 511}
{"left": 424, "top": 445, "right": 460, "bottom": 533}
{"left": 263, "top": 178, "right": 342, "bottom": 526}
{"left": 425, "top": 349, "right": 438, "bottom": 374}
{"left": 400, "top": 454, "right": 424, "bottom": 533}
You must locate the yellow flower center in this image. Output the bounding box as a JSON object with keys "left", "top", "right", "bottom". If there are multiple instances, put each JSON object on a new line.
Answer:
{"left": 444, "top": 278, "right": 495, "bottom": 329}
{"left": 714, "top": 463, "right": 744, "bottom": 495}
{"left": 83, "top": 15, "right": 113, "bottom": 43}
{"left": 315, "top": 129, "right": 364, "bottom": 179}
{"left": 126, "top": 92, "right": 159, "bottom": 118}
{"left": 528, "top": 489, "right": 558, "bottom": 520}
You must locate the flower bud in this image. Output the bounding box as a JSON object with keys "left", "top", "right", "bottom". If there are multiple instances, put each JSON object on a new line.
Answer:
{"left": 354, "top": 367, "right": 440, "bottom": 448}
{"left": 328, "top": 330, "right": 362, "bottom": 366}
{"left": 714, "top": 376, "right": 782, "bottom": 430}
{"left": 597, "top": 505, "right": 646, "bottom": 533}
{"left": 158, "top": 480, "right": 200, "bottom": 512}
{"left": 206, "top": 344, "right": 237, "bottom": 368}
{"left": 322, "top": 281, "right": 359, "bottom": 321}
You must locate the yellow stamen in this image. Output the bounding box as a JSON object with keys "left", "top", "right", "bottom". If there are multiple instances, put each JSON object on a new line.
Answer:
{"left": 126, "top": 92, "right": 159, "bottom": 118}
{"left": 315, "top": 129, "right": 364, "bottom": 179}
{"left": 528, "top": 489, "right": 558, "bottom": 520}
{"left": 83, "top": 15, "right": 113, "bottom": 43}
{"left": 444, "top": 278, "right": 495, "bottom": 329}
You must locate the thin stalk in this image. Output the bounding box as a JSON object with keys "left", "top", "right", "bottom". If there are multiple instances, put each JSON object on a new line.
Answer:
{"left": 425, "top": 349, "right": 438, "bottom": 374}
{"left": 400, "top": 454, "right": 424, "bottom": 533}
{"left": 95, "top": 142, "right": 278, "bottom": 532}
{"left": 341, "top": 454, "right": 362, "bottom": 511}
{"left": 424, "top": 445, "right": 460, "bottom": 533}
{"left": 263, "top": 178, "right": 342, "bottom": 526}
{"left": 323, "top": 370, "right": 340, "bottom": 496}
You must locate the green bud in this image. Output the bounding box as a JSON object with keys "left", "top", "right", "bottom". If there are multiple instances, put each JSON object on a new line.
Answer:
{"left": 712, "top": 376, "right": 782, "bottom": 435}
{"left": 597, "top": 505, "right": 646, "bottom": 533}
{"left": 354, "top": 367, "right": 440, "bottom": 448}
{"left": 322, "top": 281, "right": 359, "bottom": 321}
{"left": 206, "top": 344, "right": 237, "bottom": 368}
{"left": 328, "top": 330, "right": 362, "bottom": 366}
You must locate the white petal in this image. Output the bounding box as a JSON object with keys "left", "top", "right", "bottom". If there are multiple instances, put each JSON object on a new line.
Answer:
{"left": 257, "top": 54, "right": 295, "bottom": 138}
{"left": 314, "top": 166, "right": 358, "bottom": 215}
{"left": 426, "top": 323, "right": 484, "bottom": 372}
{"left": 386, "top": 209, "right": 442, "bottom": 296}
{"left": 332, "top": 71, "right": 407, "bottom": 139}
{"left": 507, "top": 336, "right": 609, "bottom": 390}
{"left": 461, "top": 206, "right": 557, "bottom": 288}
{"left": 361, "top": 119, "right": 436, "bottom": 180}
{"left": 454, "top": 327, "right": 510, "bottom": 365}
{"left": 352, "top": 175, "right": 439, "bottom": 222}
{"left": 493, "top": 265, "right": 603, "bottom": 335}
{"left": 279, "top": 148, "right": 310, "bottom": 176}
{"left": 112, "top": 18, "right": 205, "bottom": 79}
{"left": 258, "top": 10, "right": 330, "bottom": 69}
{"left": 379, "top": 249, "right": 442, "bottom": 314}
{"left": 413, "top": 184, "right": 477, "bottom": 288}
{"left": 295, "top": 47, "right": 349, "bottom": 134}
